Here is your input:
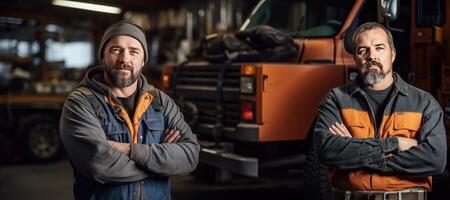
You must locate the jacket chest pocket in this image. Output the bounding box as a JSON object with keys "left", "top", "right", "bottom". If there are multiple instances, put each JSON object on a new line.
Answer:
{"left": 143, "top": 118, "right": 165, "bottom": 144}
{"left": 341, "top": 109, "right": 372, "bottom": 138}
{"left": 101, "top": 118, "right": 130, "bottom": 142}
{"left": 346, "top": 120, "right": 371, "bottom": 138}
{"left": 392, "top": 112, "right": 422, "bottom": 138}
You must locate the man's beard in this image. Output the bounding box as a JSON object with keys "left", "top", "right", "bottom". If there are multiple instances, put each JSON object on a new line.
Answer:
{"left": 360, "top": 60, "right": 388, "bottom": 85}
{"left": 106, "top": 63, "right": 141, "bottom": 88}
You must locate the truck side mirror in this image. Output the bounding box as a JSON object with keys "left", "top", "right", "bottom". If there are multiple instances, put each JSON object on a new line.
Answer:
{"left": 378, "top": 0, "right": 399, "bottom": 21}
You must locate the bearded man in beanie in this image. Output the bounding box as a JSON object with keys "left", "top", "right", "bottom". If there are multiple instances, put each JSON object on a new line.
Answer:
{"left": 60, "top": 21, "right": 199, "bottom": 200}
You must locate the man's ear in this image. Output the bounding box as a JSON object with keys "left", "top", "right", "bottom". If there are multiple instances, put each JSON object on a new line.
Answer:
{"left": 391, "top": 48, "right": 396, "bottom": 63}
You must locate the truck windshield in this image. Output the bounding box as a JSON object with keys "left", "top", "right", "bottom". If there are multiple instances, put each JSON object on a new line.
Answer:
{"left": 240, "top": 0, "right": 354, "bottom": 37}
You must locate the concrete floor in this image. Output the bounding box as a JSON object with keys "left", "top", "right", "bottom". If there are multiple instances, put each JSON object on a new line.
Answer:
{"left": 0, "top": 160, "right": 447, "bottom": 200}
{"left": 0, "top": 160, "right": 302, "bottom": 200}
{"left": 0, "top": 161, "right": 72, "bottom": 200}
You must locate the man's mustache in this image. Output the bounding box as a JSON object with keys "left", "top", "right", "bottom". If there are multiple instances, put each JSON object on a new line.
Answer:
{"left": 113, "top": 63, "right": 133, "bottom": 71}
{"left": 363, "top": 60, "right": 383, "bottom": 70}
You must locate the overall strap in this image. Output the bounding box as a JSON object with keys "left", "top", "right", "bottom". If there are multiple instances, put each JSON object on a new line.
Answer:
{"left": 75, "top": 87, "right": 107, "bottom": 119}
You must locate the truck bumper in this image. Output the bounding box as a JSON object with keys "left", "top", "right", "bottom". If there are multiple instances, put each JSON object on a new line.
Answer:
{"left": 197, "top": 123, "right": 261, "bottom": 142}
{"left": 226, "top": 123, "right": 260, "bottom": 142}
{"left": 199, "top": 147, "right": 259, "bottom": 177}
{"left": 197, "top": 123, "right": 260, "bottom": 177}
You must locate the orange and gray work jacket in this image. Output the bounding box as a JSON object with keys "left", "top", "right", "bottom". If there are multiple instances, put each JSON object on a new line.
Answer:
{"left": 313, "top": 73, "right": 447, "bottom": 191}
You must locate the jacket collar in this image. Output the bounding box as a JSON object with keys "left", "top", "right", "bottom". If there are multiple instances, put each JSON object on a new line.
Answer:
{"left": 349, "top": 72, "right": 408, "bottom": 96}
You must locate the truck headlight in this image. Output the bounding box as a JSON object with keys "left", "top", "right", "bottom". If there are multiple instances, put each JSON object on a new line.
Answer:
{"left": 240, "top": 76, "right": 255, "bottom": 94}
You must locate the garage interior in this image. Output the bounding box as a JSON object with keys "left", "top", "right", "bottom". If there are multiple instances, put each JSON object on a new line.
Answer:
{"left": 0, "top": 1, "right": 304, "bottom": 199}
{"left": 0, "top": 0, "right": 449, "bottom": 199}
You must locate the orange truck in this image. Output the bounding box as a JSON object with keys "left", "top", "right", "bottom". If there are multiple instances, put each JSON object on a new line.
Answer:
{"left": 162, "top": 0, "right": 449, "bottom": 198}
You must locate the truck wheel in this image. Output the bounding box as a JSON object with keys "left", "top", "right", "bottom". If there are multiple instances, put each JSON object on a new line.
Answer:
{"left": 304, "top": 146, "right": 332, "bottom": 200}
{"left": 22, "top": 117, "right": 62, "bottom": 162}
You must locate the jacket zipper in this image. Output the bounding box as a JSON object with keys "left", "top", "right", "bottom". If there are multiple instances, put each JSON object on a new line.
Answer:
{"left": 381, "top": 91, "right": 397, "bottom": 136}
{"left": 136, "top": 181, "right": 141, "bottom": 200}
{"left": 136, "top": 117, "right": 142, "bottom": 200}
{"left": 362, "top": 93, "right": 378, "bottom": 138}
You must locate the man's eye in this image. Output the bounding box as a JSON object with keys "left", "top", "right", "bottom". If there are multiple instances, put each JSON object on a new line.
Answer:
{"left": 111, "top": 48, "right": 121, "bottom": 53}
{"left": 358, "top": 49, "right": 366, "bottom": 54}
{"left": 376, "top": 47, "right": 385, "bottom": 52}
{"left": 130, "top": 50, "right": 139, "bottom": 55}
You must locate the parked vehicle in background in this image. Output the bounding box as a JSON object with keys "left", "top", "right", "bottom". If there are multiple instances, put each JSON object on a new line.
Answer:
{"left": 0, "top": 22, "right": 87, "bottom": 163}
{"left": 0, "top": 63, "right": 78, "bottom": 162}
{"left": 0, "top": 91, "right": 66, "bottom": 162}
{"left": 162, "top": 0, "right": 450, "bottom": 199}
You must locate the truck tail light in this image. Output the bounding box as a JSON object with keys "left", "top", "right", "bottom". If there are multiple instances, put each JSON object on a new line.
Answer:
{"left": 241, "top": 102, "right": 255, "bottom": 121}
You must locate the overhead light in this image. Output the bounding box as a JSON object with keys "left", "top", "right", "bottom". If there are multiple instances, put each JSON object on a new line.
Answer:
{"left": 52, "top": 0, "right": 122, "bottom": 14}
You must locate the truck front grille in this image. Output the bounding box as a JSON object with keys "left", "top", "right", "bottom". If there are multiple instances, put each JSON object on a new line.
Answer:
{"left": 174, "top": 64, "right": 240, "bottom": 136}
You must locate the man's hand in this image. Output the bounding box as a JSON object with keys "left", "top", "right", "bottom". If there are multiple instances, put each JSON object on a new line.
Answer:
{"left": 162, "top": 129, "right": 181, "bottom": 143}
{"left": 107, "top": 141, "right": 131, "bottom": 156}
{"left": 397, "top": 137, "right": 418, "bottom": 151}
{"left": 329, "top": 122, "right": 352, "bottom": 138}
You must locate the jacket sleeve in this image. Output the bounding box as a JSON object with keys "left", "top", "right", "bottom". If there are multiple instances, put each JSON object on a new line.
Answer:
{"left": 371, "top": 97, "right": 447, "bottom": 176}
{"left": 60, "top": 91, "right": 150, "bottom": 183}
{"left": 130, "top": 90, "right": 200, "bottom": 176}
{"left": 313, "top": 90, "right": 399, "bottom": 170}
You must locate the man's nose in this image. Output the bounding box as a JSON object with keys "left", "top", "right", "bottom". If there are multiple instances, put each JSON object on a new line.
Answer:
{"left": 365, "top": 57, "right": 376, "bottom": 63}
{"left": 366, "top": 48, "right": 377, "bottom": 61}
{"left": 119, "top": 51, "right": 131, "bottom": 63}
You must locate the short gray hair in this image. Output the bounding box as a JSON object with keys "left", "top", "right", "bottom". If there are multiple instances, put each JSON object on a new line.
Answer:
{"left": 352, "top": 22, "right": 395, "bottom": 54}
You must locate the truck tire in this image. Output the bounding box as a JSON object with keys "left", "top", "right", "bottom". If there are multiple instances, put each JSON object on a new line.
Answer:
{"left": 22, "top": 116, "right": 62, "bottom": 162}
{"left": 304, "top": 146, "right": 332, "bottom": 200}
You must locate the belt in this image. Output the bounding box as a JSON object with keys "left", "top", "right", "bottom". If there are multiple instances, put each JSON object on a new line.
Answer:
{"left": 332, "top": 188, "right": 427, "bottom": 200}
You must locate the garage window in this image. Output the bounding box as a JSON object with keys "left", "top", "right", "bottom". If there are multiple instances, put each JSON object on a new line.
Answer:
{"left": 46, "top": 40, "right": 93, "bottom": 69}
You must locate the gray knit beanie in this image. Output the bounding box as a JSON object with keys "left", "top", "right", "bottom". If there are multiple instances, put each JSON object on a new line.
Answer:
{"left": 99, "top": 21, "right": 148, "bottom": 64}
